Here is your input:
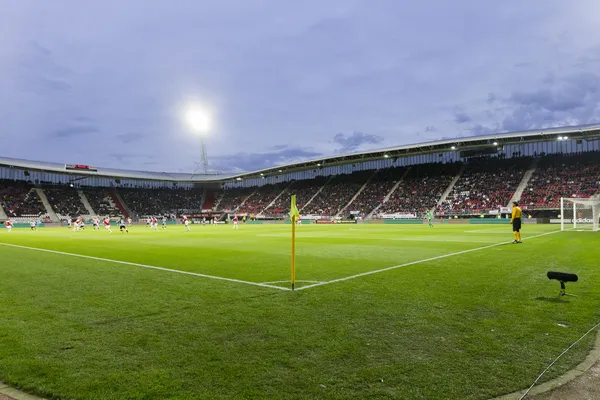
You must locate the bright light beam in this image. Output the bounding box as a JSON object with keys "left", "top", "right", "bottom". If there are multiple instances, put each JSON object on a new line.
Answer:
{"left": 185, "top": 106, "right": 210, "bottom": 134}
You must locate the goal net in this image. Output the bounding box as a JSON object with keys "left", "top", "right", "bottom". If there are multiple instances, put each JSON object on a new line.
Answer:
{"left": 560, "top": 196, "right": 600, "bottom": 232}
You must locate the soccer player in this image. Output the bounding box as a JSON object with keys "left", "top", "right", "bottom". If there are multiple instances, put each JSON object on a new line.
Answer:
{"left": 152, "top": 216, "right": 159, "bottom": 231}
{"left": 119, "top": 218, "right": 129, "bottom": 233}
{"left": 510, "top": 201, "right": 522, "bottom": 244}
{"left": 232, "top": 215, "right": 239, "bottom": 229}
{"left": 213, "top": 216, "right": 217, "bottom": 226}
{"left": 4, "top": 220, "right": 12, "bottom": 233}
{"left": 162, "top": 216, "right": 167, "bottom": 229}
{"left": 127, "top": 217, "right": 132, "bottom": 227}
{"left": 103, "top": 217, "right": 112, "bottom": 233}
{"left": 30, "top": 220, "right": 37, "bottom": 231}
{"left": 426, "top": 210, "right": 433, "bottom": 228}
{"left": 182, "top": 215, "right": 190, "bottom": 232}
{"left": 296, "top": 215, "right": 302, "bottom": 226}
{"left": 92, "top": 217, "right": 100, "bottom": 230}
{"left": 146, "top": 217, "right": 151, "bottom": 228}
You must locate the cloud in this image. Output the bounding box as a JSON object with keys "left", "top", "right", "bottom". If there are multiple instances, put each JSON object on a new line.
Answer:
{"left": 332, "top": 132, "right": 384, "bottom": 153}
{"left": 15, "top": 42, "right": 73, "bottom": 94}
{"left": 469, "top": 123, "right": 499, "bottom": 136}
{"left": 453, "top": 112, "right": 471, "bottom": 124}
{"left": 73, "top": 116, "right": 94, "bottom": 123}
{"left": 51, "top": 125, "right": 99, "bottom": 138}
{"left": 500, "top": 71, "right": 600, "bottom": 131}
{"left": 18, "top": 77, "right": 71, "bottom": 93}
{"left": 3, "top": 1, "right": 600, "bottom": 171}
{"left": 116, "top": 133, "right": 144, "bottom": 144}
{"left": 212, "top": 146, "right": 323, "bottom": 172}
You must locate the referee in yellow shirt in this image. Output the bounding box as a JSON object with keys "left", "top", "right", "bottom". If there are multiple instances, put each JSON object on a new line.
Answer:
{"left": 510, "top": 201, "right": 523, "bottom": 244}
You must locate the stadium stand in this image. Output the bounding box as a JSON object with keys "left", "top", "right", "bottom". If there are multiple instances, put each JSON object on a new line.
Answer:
{"left": 0, "top": 179, "right": 47, "bottom": 217}
{"left": 381, "top": 162, "right": 462, "bottom": 215}
{"left": 83, "top": 188, "right": 122, "bottom": 217}
{"left": 255, "top": 177, "right": 328, "bottom": 217}
{"left": 119, "top": 187, "right": 204, "bottom": 215}
{"left": 438, "top": 157, "right": 531, "bottom": 215}
{"left": 237, "top": 182, "right": 290, "bottom": 215}
{"left": 341, "top": 167, "right": 408, "bottom": 217}
{"left": 520, "top": 152, "right": 600, "bottom": 209}
{"left": 3, "top": 149, "right": 600, "bottom": 221}
{"left": 215, "top": 187, "right": 255, "bottom": 212}
{"left": 44, "top": 185, "right": 87, "bottom": 217}
{"left": 201, "top": 188, "right": 219, "bottom": 211}
{"left": 302, "top": 171, "right": 372, "bottom": 216}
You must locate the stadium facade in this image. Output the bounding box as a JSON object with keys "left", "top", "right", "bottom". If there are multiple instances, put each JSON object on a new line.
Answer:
{"left": 0, "top": 123, "right": 599, "bottom": 223}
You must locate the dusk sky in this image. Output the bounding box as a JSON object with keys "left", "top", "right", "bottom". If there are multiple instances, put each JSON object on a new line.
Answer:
{"left": 1, "top": 0, "right": 600, "bottom": 173}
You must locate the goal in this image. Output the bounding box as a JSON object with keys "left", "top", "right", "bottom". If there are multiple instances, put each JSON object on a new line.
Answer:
{"left": 560, "top": 196, "right": 600, "bottom": 232}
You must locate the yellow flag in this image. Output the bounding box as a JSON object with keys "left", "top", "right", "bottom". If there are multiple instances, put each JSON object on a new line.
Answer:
{"left": 290, "top": 194, "right": 300, "bottom": 221}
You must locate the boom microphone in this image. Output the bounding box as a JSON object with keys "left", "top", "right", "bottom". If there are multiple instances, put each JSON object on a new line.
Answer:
{"left": 547, "top": 271, "right": 578, "bottom": 296}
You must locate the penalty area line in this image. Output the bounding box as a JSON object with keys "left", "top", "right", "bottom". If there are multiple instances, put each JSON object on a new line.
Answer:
{"left": 0, "top": 242, "right": 291, "bottom": 292}
{"left": 296, "top": 230, "right": 563, "bottom": 291}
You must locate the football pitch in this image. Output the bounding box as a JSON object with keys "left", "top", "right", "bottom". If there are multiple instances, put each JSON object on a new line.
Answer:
{"left": 0, "top": 223, "right": 599, "bottom": 399}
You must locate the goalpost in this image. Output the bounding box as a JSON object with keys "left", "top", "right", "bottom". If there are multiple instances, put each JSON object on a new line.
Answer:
{"left": 560, "top": 196, "right": 600, "bottom": 232}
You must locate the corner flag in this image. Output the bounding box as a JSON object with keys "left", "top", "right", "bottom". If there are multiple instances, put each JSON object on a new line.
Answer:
{"left": 290, "top": 195, "right": 299, "bottom": 290}
{"left": 290, "top": 195, "right": 300, "bottom": 221}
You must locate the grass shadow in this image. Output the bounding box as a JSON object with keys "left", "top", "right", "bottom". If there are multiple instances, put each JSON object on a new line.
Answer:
{"left": 535, "top": 296, "right": 570, "bottom": 304}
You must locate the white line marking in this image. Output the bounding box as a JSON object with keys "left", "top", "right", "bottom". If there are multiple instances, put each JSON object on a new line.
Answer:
{"left": 0, "top": 242, "right": 291, "bottom": 292}
{"left": 296, "top": 230, "right": 562, "bottom": 291}
{"left": 261, "top": 280, "right": 322, "bottom": 284}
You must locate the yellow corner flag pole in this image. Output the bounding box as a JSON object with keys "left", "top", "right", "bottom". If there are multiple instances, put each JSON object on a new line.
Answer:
{"left": 290, "top": 194, "right": 299, "bottom": 291}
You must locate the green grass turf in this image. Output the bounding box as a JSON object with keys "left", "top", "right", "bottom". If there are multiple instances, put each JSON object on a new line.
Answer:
{"left": 0, "top": 223, "right": 599, "bottom": 399}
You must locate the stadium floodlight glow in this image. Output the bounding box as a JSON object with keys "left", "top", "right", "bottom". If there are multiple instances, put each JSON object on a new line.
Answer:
{"left": 451, "top": 145, "right": 456, "bottom": 150}
{"left": 317, "top": 163, "right": 321, "bottom": 166}
{"left": 183, "top": 103, "right": 212, "bottom": 174}
{"left": 384, "top": 154, "right": 390, "bottom": 158}
{"left": 493, "top": 141, "right": 498, "bottom": 146}
{"left": 563, "top": 135, "right": 568, "bottom": 140}
{"left": 185, "top": 106, "right": 210, "bottom": 134}
{"left": 278, "top": 169, "right": 282, "bottom": 172}
{"left": 236, "top": 177, "right": 242, "bottom": 181}
{"left": 260, "top": 173, "right": 264, "bottom": 176}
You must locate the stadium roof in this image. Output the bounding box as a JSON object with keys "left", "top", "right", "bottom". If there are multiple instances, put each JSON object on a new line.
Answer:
{"left": 1, "top": 123, "right": 599, "bottom": 183}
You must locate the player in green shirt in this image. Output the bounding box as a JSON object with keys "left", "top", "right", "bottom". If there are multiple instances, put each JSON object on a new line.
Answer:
{"left": 426, "top": 211, "right": 433, "bottom": 228}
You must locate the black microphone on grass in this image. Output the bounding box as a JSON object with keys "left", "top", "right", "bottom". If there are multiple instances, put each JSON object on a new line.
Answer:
{"left": 547, "top": 271, "right": 578, "bottom": 296}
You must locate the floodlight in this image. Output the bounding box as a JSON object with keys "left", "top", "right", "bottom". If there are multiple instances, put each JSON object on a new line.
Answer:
{"left": 563, "top": 136, "right": 568, "bottom": 140}
{"left": 451, "top": 146, "right": 456, "bottom": 150}
{"left": 384, "top": 154, "right": 390, "bottom": 158}
{"left": 493, "top": 141, "right": 498, "bottom": 146}
{"left": 186, "top": 107, "right": 210, "bottom": 133}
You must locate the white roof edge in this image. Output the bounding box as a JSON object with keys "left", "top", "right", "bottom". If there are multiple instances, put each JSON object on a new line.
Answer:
{"left": 1, "top": 123, "right": 599, "bottom": 183}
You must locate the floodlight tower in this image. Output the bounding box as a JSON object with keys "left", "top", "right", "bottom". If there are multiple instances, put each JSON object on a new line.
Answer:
{"left": 186, "top": 106, "right": 211, "bottom": 174}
